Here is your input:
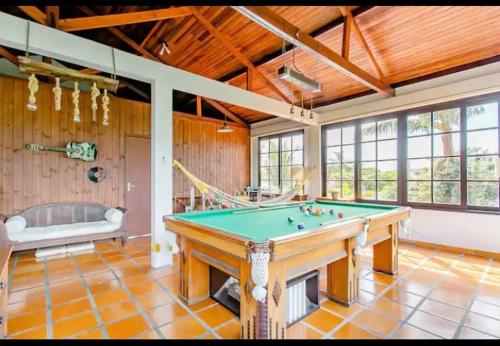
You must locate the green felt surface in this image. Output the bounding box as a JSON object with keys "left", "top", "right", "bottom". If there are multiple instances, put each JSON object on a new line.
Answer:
{"left": 173, "top": 200, "right": 399, "bottom": 243}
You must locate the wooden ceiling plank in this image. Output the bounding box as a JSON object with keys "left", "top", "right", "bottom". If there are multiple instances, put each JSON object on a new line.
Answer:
{"left": 0, "top": 46, "right": 19, "bottom": 65}
{"left": 18, "top": 6, "right": 47, "bottom": 25}
{"left": 77, "top": 6, "right": 161, "bottom": 63}
{"left": 196, "top": 95, "right": 202, "bottom": 116}
{"left": 342, "top": 14, "right": 351, "bottom": 59}
{"left": 191, "top": 7, "right": 292, "bottom": 103}
{"left": 203, "top": 98, "right": 248, "bottom": 126}
{"left": 233, "top": 6, "right": 394, "bottom": 97}
{"left": 339, "top": 6, "right": 387, "bottom": 83}
{"left": 58, "top": 6, "right": 193, "bottom": 32}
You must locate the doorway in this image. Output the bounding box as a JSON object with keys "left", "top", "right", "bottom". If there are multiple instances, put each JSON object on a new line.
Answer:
{"left": 125, "top": 136, "right": 151, "bottom": 236}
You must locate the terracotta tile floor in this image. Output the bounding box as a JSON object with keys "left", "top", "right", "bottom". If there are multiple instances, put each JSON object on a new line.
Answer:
{"left": 6, "top": 237, "right": 500, "bottom": 339}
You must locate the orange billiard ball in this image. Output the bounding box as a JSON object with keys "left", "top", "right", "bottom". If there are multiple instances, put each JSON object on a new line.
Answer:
{"left": 338, "top": 212, "right": 344, "bottom": 219}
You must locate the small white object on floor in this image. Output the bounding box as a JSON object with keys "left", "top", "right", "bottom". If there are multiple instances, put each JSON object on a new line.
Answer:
{"left": 35, "top": 241, "right": 94, "bottom": 258}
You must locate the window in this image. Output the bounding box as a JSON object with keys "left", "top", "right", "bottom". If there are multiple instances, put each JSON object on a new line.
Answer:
{"left": 406, "top": 108, "right": 461, "bottom": 205}
{"left": 324, "top": 124, "right": 355, "bottom": 199}
{"left": 259, "top": 131, "right": 304, "bottom": 193}
{"left": 359, "top": 118, "right": 398, "bottom": 201}
{"left": 321, "top": 92, "right": 500, "bottom": 213}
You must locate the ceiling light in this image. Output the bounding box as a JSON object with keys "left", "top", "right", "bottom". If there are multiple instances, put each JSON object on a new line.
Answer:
{"left": 278, "top": 65, "right": 322, "bottom": 93}
{"left": 159, "top": 41, "right": 171, "bottom": 56}
{"left": 218, "top": 121, "right": 233, "bottom": 133}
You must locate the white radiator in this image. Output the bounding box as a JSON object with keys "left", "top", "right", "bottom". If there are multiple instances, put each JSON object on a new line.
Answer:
{"left": 286, "top": 280, "right": 307, "bottom": 324}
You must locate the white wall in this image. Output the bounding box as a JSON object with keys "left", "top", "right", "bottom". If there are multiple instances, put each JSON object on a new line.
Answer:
{"left": 250, "top": 61, "right": 500, "bottom": 254}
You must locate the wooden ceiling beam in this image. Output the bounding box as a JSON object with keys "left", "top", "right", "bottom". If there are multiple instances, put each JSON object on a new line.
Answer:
{"left": 46, "top": 6, "right": 59, "bottom": 28}
{"left": 0, "top": 46, "right": 18, "bottom": 65}
{"left": 232, "top": 6, "right": 394, "bottom": 97}
{"left": 196, "top": 95, "right": 202, "bottom": 116}
{"left": 140, "top": 19, "right": 165, "bottom": 48}
{"left": 58, "top": 6, "right": 192, "bottom": 32}
{"left": 17, "top": 6, "right": 47, "bottom": 25}
{"left": 203, "top": 98, "right": 248, "bottom": 127}
{"left": 191, "top": 7, "right": 292, "bottom": 104}
{"left": 339, "top": 6, "right": 387, "bottom": 83}
{"left": 341, "top": 15, "right": 351, "bottom": 59}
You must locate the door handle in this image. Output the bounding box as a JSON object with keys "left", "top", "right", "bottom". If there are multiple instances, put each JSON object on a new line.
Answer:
{"left": 127, "top": 182, "right": 136, "bottom": 192}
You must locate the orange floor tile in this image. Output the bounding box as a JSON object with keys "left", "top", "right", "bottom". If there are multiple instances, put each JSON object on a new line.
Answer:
{"left": 4, "top": 237, "right": 499, "bottom": 339}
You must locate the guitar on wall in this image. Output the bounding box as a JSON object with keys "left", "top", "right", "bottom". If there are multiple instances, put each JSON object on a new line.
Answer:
{"left": 26, "top": 142, "right": 97, "bottom": 162}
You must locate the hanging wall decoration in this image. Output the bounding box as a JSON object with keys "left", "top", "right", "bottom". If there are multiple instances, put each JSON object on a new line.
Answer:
{"left": 87, "top": 166, "right": 106, "bottom": 183}
{"left": 90, "top": 82, "right": 100, "bottom": 122}
{"left": 52, "top": 77, "right": 62, "bottom": 111}
{"left": 72, "top": 81, "right": 81, "bottom": 123}
{"left": 102, "top": 89, "right": 109, "bottom": 126}
{"left": 27, "top": 73, "right": 39, "bottom": 111}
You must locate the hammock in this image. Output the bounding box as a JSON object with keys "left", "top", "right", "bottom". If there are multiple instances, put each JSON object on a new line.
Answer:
{"left": 173, "top": 160, "right": 314, "bottom": 208}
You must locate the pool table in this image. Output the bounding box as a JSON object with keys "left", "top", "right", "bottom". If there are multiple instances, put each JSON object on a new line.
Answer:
{"left": 163, "top": 199, "right": 410, "bottom": 339}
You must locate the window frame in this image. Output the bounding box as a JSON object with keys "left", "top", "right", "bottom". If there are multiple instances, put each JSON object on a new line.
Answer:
{"left": 321, "top": 91, "right": 500, "bottom": 214}
{"left": 258, "top": 129, "right": 305, "bottom": 194}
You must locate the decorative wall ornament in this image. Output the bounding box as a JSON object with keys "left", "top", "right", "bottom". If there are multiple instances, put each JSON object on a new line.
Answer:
{"left": 87, "top": 166, "right": 106, "bottom": 183}
{"left": 102, "top": 89, "right": 110, "bottom": 126}
{"left": 90, "top": 82, "right": 101, "bottom": 122}
{"left": 52, "top": 77, "right": 62, "bottom": 111}
{"left": 27, "top": 73, "right": 39, "bottom": 111}
{"left": 72, "top": 81, "right": 80, "bottom": 123}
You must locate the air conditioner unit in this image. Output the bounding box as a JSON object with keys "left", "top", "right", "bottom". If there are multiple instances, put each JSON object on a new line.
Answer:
{"left": 278, "top": 65, "right": 322, "bottom": 93}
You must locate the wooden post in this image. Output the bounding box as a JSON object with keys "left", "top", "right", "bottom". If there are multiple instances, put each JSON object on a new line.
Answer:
{"left": 240, "top": 260, "right": 258, "bottom": 339}
{"left": 196, "top": 96, "right": 202, "bottom": 117}
{"left": 266, "top": 260, "right": 286, "bottom": 339}
{"left": 178, "top": 236, "right": 210, "bottom": 304}
{"left": 326, "top": 237, "right": 360, "bottom": 306}
{"left": 373, "top": 223, "right": 399, "bottom": 275}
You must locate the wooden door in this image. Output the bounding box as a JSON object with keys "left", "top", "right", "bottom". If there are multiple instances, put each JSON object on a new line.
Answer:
{"left": 125, "top": 136, "right": 151, "bottom": 236}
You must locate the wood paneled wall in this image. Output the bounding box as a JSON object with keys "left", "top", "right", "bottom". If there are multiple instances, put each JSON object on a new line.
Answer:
{"left": 0, "top": 75, "right": 250, "bottom": 215}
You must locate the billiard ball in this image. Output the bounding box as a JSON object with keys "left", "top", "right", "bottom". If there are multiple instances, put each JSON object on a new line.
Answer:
{"left": 300, "top": 206, "right": 306, "bottom": 212}
{"left": 313, "top": 209, "right": 322, "bottom": 216}
{"left": 304, "top": 210, "right": 310, "bottom": 216}
{"left": 329, "top": 209, "right": 335, "bottom": 215}
{"left": 297, "top": 222, "right": 305, "bottom": 230}
{"left": 307, "top": 206, "right": 313, "bottom": 212}
{"left": 287, "top": 216, "right": 294, "bottom": 223}
{"left": 320, "top": 208, "right": 326, "bottom": 214}
{"left": 338, "top": 212, "right": 344, "bottom": 219}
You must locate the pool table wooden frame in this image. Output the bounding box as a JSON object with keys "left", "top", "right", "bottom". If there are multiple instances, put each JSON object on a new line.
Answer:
{"left": 163, "top": 200, "right": 410, "bottom": 339}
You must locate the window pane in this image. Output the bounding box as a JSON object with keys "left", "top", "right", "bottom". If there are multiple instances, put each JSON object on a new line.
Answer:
{"left": 360, "top": 162, "right": 376, "bottom": 180}
{"left": 408, "top": 136, "right": 431, "bottom": 158}
{"left": 408, "top": 181, "right": 432, "bottom": 203}
{"left": 377, "top": 139, "right": 397, "bottom": 160}
{"left": 408, "top": 159, "right": 431, "bottom": 180}
{"left": 281, "top": 166, "right": 291, "bottom": 181}
{"left": 327, "top": 180, "right": 341, "bottom": 195}
{"left": 326, "top": 164, "right": 341, "bottom": 180}
{"left": 433, "top": 157, "right": 460, "bottom": 180}
{"left": 326, "top": 128, "right": 341, "bottom": 146}
{"left": 269, "top": 152, "right": 279, "bottom": 166}
{"left": 342, "top": 163, "right": 355, "bottom": 180}
{"left": 260, "top": 140, "right": 269, "bottom": 153}
{"left": 342, "top": 145, "right": 355, "bottom": 162}
{"left": 281, "top": 180, "right": 293, "bottom": 192}
{"left": 326, "top": 146, "right": 341, "bottom": 164}
{"left": 281, "top": 151, "right": 292, "bottom": 165}
{"left": 361, "top": 142, "right": 376, "bottom": 161}
{"left": 433, "top": 108, "right": 460, "bottom": 133}
{"left": 261, "top": 180, "right": 269, "bottom": 190}
{"left": 407, "top": 113, "right": 431, "bottom": 136}
{"left": 378, "top": 160, "right": 398, "bottom": 180}
{"left": 433, "top": 182, "right": 460, "bottom": 205}
{"left": 467, "top": 182, "right": 499, "bottom": 207}
{"left": 467, "top": 129, "right": 498, "bottom": 155}
{"left": 378, "top": 181, "right": 397, "bottom": 201}
{"left": 360, "top": 181, "right": 376, "bottom": 200}
{"left": 269, "top": 180, "right": 280, "bottom": 193}
{"left": 342, "top": 126, "right": 355, "bottom": 144}
{"left": 467, "top": 102, "right": 498, "bottom": 130}
{"left": 260, "top": 153, "right": 269, "bottom": 166}
{"left": 433, "top": 133, "right": 460, "bottom": 156}
{"left": 281, "top": 136, "right": 291, "bottom": 151}
{"left": 292, "top": 151, "right": 303, "bottom": 165}
{"left": 467, "top": 155, "right": 498, "bottom": 181}
{"left": 361, "top": 122, "right": 376, "bottom": 142}
{"left": 292, "top": 134, "right": 303, "bottom": 150}
{"left": 342, "top": 181, "right": 355, "bottom": 199}
{"left": 260, "top": 167, "right": 269, "bottom": 180}
{"left": 270, "top": 167, "right": 279, "bottom": 182}
{"left": 377, "top": 119, "right": 397, "bottom": 140}
{"left": 269, "top": 138, "right": 279, "bottom": 152}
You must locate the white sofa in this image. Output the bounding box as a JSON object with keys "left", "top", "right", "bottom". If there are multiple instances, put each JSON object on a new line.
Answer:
{"left": 0, "top": 202, "right": 127, "bottom": 251}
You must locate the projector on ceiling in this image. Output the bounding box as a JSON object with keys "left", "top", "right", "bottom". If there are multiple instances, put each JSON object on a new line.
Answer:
{"left": 278, "top": 65, "right": 322, "bottom": 93}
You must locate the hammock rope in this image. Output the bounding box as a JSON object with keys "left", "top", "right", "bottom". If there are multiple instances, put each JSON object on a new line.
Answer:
{"left": 173, "top": 160, "right": 314, "bottom": 208}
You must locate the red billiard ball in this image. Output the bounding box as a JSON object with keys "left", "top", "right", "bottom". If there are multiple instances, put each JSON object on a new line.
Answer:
{"left": 338, "top": 212, "right": 344, "bottom": 219}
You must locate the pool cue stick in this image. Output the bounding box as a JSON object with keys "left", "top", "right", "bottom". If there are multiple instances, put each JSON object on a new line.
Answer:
{"left": 232, "top": 203, "right": 307, "bottom": 214}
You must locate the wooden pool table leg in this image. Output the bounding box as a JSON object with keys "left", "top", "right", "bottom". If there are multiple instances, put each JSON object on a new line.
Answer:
{"left": 178, "top": 236, "right": 210, "bottom": 305}
{"left": 326, "top": 237, "right": 360, "bottom": 306}
{"left": 373, "top": 223, "right": 399, "bottom": 276}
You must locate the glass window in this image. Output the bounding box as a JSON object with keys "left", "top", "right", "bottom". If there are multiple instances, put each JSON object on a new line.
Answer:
{"left": 325, "top": 125, "right": 355, "bottom": 199}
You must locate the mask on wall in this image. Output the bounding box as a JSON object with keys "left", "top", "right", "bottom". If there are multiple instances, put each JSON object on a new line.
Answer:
{"left": 88, "top": 166, "right": 106, "bottom": 183}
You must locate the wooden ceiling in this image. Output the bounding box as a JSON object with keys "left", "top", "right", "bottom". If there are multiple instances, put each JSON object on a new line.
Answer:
{"left": 1, "top": 6, "right": 500, "bottom": 124}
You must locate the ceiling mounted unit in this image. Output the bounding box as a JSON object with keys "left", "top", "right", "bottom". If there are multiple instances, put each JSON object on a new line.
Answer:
{"left": 278, "top": 65, "right": 322, "bottom": 93}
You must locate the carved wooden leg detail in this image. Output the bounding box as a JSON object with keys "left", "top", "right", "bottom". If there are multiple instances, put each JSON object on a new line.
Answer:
{"left": 326, "top": 237, "right": 360, "bottom": 306}
{"left": 373, "top": 223, "right": 399, "bottom": 276}
{"left": 178, "top": 237, "right": 209, "bottom": 305}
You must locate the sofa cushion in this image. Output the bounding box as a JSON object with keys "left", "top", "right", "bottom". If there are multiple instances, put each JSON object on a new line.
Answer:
{"left": 5, "top": 215, "right": 27, "bottom": 234}
{"left": 105, "top": 208, "right": 123, "bottom": 225}
{"left": 7, "top": 220, "right": 120, "bottom": 243}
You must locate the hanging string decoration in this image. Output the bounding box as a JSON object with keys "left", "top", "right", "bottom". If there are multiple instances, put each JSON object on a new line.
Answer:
{"left": 52, "top": 77, "right": 62, "bottom": 111}
{"left": 102, "top": 89, "right": 110, "bottom": 126}
{"left": 90, "top": 82, "right": 101, "bottom": 122}
{"left": 72, "top": 81, "right": 81, "bottom": 123}
{"left": 27, "top": 73, "right": 39, "bottom": 111}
